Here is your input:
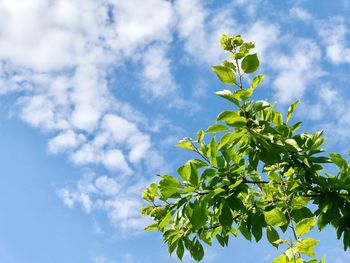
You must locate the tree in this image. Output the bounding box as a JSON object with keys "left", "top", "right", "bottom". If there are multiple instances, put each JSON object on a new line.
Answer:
{"left": 141, "top": 34, "right": 350, "bottom": 263}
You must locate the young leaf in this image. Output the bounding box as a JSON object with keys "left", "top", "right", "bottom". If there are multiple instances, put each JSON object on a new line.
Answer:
{"left": 291, "top": 196, "right": 311, "bottom": 210}
{"left": 220, "top": 34, "right": 233, "bottom": 51}
{"left": 273, "top": 112, "right": 283, "bottom": 127}
{"left": 212, "top": 65, "right": 236, "bottom": 85}
{"left": 215, "top": 90, "right": 240, "bottom": 105}
{"left": 177, "top": 164, "right": 191, "bottom": 181}
{"left": 197, "top": 129, "right": 205, "bottom": 142}
{"left": 206, "top": 124, "right": 229, "bottom": 133}
{"left": 330, "top": 153, "right": 347, "bottom": 171}
{"left": 241, "top": 53, "right": 259, "bottom": 74}
{"left": 233, "top": 88, "right": 254, "bottom": 101}
{"left": 295, "top": 216, "right": 316, "bottom": 236}
{"left": 286, "top": 99, "right": 300, "bottom": 123}
{"left": 295, "top": 238, "right": 319, "bottom": 257}
{"left": 252, "top": 74, "right": 265, "bottom": 89}
{"left": 217, "top": 110, "right": 239, "bottom": 122}
{"left": 159, "top": 212, "right": 172, "bottom": 229}
{"left": 176, "top": 138, "right": 195, "bottom": 150}
{"left": 264, "top": 208, "right": 288, "bottom": 227}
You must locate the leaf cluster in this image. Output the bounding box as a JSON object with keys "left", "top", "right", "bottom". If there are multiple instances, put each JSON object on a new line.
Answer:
{"left": 141, "top": 34, "right": 350, "bottom": 263}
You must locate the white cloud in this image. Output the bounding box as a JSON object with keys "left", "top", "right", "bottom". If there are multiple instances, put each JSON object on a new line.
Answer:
{"left": 290, "top": 7, "right": 312, "bottom": 22}
{"left": 318, "top": 18, "right": 350, "bottom": 64}
{"left": 58, "top": 173, "right": 151, "bottom": 234}
{"left": 48, "top": 130, "right": 86, "bottom": 154}
{"left": 270, "top": 39, "right": 323, "bottom": 103}
{"left": 111, "top": 0, "right": 175, "bottom": 55}
{"left": 95, "top": 176, "right": 120, "bottom": 196}
{"left": 243, "top": 21, "right": 280, "bottom": 62}
{"left": 0, "top": 0, "right": 177, "bottom": 177}
{"left": 102, "top": 149, "right": 132, "bottom": 174}
{"left": 230, "top": 0, "right": 263, "bottom": 17}
{"left": 175, "top": 0, "right": 236, "bottom": 63}
{"left": 297, "top": 84, "right": 350, "bottom": 148}
{"left": 141, "top": 44, "right": 177, "bottom": 98}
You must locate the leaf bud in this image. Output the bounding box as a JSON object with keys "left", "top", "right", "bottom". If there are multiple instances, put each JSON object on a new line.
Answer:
{"left": 220, "top": 34, "right": 234, "bottom": 51}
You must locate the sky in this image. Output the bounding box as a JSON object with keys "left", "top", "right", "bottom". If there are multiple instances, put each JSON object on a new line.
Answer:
{"left": 1, "top": 0, "right": 350, "bottom": 262}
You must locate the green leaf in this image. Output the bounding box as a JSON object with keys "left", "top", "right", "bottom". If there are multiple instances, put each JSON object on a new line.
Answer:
{"left": 232, "top": 88, "right": 254, "bottom": 101}
{"left": 176, "top": 138, "right": 194, "bottom": 150}
{"left": 217, "top": 110, "right": 247, "bottom": 127}
{"left": 189, "top": 162, "right": 199, "bottom": 186}
{"left": 291, "top": 196, "right": 311, "bottom": 210}
{"left": 239, "top": 41, "right": 255, "bottom": 53}
{"left": 219, "top": 202, "right": 233, "bottom": 228}
{"left": 201, "top": 168, "right": 216, "bottom": 180}
{"left": 218, "top": 132, "right": 242, "bottom": 149}
{"left": 144, "top": 223, "right": 158, "bottom": 231}
{"left": 285, "top": 138, "right": 301, "bottom": 152}
{"left": 232, "top": 35, "right": 244, "bottom": 46}
{"left": 215, "top": 89, "right": 239, "bottom": 105}
{"left": 273, "top": 112, "right": 283, "bottom": 127}
{"left": 187, "top": 159, "right": 208, "bottom": 169}
{"left": 226, "top": 116, "right": 247, "bottom": 127}
{"left": 272, "top": 254, "right": 303, "bottom": 263}
{"left": 217, "top": 110, "right": 239, "bottom": 122}
{"left": 267, "top": 226, "right": 280, "bottom": 248}
{"left": 295, "top": 237, "right": 319, "bottom": 257}
{"left": 231, "top": 52, "right": 245, "bottom": 60}
{"left": 264, "top": 208, "right": 288, "bottom": 227}
{"left": 252, "top": 74, "right": 264, "bottom": 89}
{"left": 222, "top": 60, "right": 236, "bottom": 71}
{"left": 191, "top": 240, "right": 204, "bottom": 261}
{"left": 206, "top": 124, "right": 229, "bottom": 133}
{"left": 241, "top": 53, "right": 259, "bottom": 74}
{"left": 317, "top": 211, "right": 333, "bottom": 231}
{"left": 330, "top": 153, "right": 348, "bottom": 171}
{"left": 286, "top": 99, "right": 300, "bottom": 123}
{"left": 252, "top": 218, "right": 263, "bottom": 242}
{"left": 343, "top": 230, "right": 350, "bottom": 250}
{"left": 176, "top": 239, "right": 185, "bottom": 260}
{"left": 177, "top": 164, "right": 191, "bottom": 181}
{"left": 220, "top": 34, "right": 233, "bottom": 51}
{"left": 295, "top": 216, "right": 316, "bottom": 236}
{"left": 239, "top": 223, "right": 251, "bottom": 241}
{"left": 159, "top": 212, "right": 172, "bottom": 229}
{"left": 196, "top": 129, "right": 205, "bottom": 142}
{"left": 212, "top": 65, "right": 236, "bottom": 85}
{"left": 228, "top": 179, "right": 242, "bottom": 189}
{"left": 209, "top": 137, "right": 218, "bottom": 165}
{"left": 142, "top": 189, "right": 154, "bottom": 202}
{"left": 188, "top": 202, "right": 208, "bottom": 229}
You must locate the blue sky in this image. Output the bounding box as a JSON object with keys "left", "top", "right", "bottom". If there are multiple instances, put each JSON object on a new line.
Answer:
{"left": 1, "top": 0, "right": 350, "bottom": 262}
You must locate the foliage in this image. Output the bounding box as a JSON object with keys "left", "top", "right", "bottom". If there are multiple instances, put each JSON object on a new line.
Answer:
{"left": 141, "top": 34, "right": 350, "bottom": 262}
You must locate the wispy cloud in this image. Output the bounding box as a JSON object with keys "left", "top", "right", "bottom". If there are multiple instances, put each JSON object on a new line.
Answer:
{"left": 289, "top": 6, "right": 312, "bottom": 22}
{"left": 318, "top": 17, "right": 350, "bottom": 64}
{"left": 270, "top": 38, "right": 324, "bottom": 103}
{"left": 0, "top": 0, "right": 179, "bottom": 232}
{"left": 175, "top": 0, "right": 236, "bottom": 64}
{"left": 58, "top": 173, "right": 152, "bottom": 234}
